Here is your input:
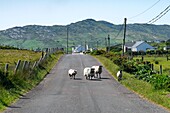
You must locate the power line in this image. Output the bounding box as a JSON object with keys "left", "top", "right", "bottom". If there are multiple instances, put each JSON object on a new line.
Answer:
{"left": 114, "top": 24, "right": 124, "bottom": 39}
{"left": 129, "top": 0, "right": 160, "bottom": 19}
{"left": 147, "top": 5, "right": 170, "bottom": 24}
{"left": 148, "top": 7, "right": 170, "bottom": 24}
{"left": 113, "top": 20, "right": 125, "bottom": 39}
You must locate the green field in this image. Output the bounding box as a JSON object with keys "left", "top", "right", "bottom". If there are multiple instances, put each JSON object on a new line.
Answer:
{"left": 0, "top": 49, "right": 42, "bottom": 73}
{"left": 0, "top": 49, "right": 41, "bottom": 65}
{"left": 134, "top": 55, "right": 170, "bottom": 75}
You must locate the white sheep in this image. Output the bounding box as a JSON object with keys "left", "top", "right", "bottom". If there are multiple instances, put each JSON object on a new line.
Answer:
{"left": 92, "top": 65, "right": 102, "bottom": 79}
{"left": 68, "top": 69, "right": 77, "bottom": 79}
{"left": 84, "top": 67, "right": 95, "bottom": 80}
{"left": 117, "top": 70, "right": 123, "bottom": 81}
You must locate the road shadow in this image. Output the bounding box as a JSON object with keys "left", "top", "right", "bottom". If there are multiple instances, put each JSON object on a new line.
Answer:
{"left": 74, "top": 78, "right": 82, "bottom": 80}
{"left": 18, "top": 94, "right": 30, "bottom": 99}
{"left": 20, "top": 97, "right": 30, "bottom": 99}
{"left": 7, "top": 105, "right": 21, "bottom": 109}
{"left": 89, "top": 78, "right": 102, "bottom": 81}
{"left": 100, "top": 77, "right": 110, "bottom": 80}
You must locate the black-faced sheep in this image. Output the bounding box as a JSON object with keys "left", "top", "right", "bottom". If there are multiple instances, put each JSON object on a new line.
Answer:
{"left": 117, "top": 70, "right": 122, "bottom": 81}
{"left": 84, "top": 67, "right": 95, "bottom": 80}
{"left": 92, "top": 65, "right": 102, "bottom": 79}
{"left": 68, "top": 69, "right": 77, "bottom": 79}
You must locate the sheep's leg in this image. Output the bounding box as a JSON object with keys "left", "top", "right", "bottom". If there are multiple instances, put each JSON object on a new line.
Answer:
{"left": 94, "top": 73, "right": 97, "bottom": 78}
{"left": 85, "top": 75, "right": 88, "bottom": 79}
{"left": 99, "top": 74, "right": 101, "bottom": 79}
{"left": 90, "top": 75, "right": 92, "bottom": 80}
{"left": 118, "top": 76, "right": 121, "bottom": 81}
{"left": 88, "top": 75, "right": 90, "bottom": 80}
{"left": 69, "top": 74, "right": 72, "bottom": 79}
{"left": 95, "top": 72, "right": 98, "bottom": 78}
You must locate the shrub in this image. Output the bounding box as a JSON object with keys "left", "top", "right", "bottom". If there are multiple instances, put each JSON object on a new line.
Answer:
{"left": 155, "top": 61, "right": 159, "bottom": 64}
{"left": 91, "top": 50, "right": 106, "bottom": 55}
{"left": 0, "top": 70, "right": 15, "bottom": 89}
{"left": 96, "top": 50, "right": 170, "bottom": 92}
{"left": 150, "top": 74, "right": 170, "bottom": 91}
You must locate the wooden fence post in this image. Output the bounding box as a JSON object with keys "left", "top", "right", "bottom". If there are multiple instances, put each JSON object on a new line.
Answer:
{"left": 14, "top": 60, "right": 21, "bottom": 74}
{"left": 42, "top": 51, "right": 44, "bottom": 58}
{"left": 141, "top": 56, "right": 144, "bottom": 61}
{"left": 27, "top": 61, "right": 30, "bottom": 70}
{"left": 5, "top": 63, "right": 9, "bottom": 76}
{"left": 37, "top": 57, "right": 42, "bottom": 65}
{"left": 160, "top": 65, "right": 163, "bottom": 75}
{"left": 22, "top": 60, "right": 27, "bottom": 71}
{"left": 167, "top": 55, "right": 170, "bottom": 61}
{"left": 42, "top": 53, "right": 47, "bottom": 60}
{"left": 32, "top": 61, "right": 37, "bottom": 69}
{"left": 151, "top": 64, "right": 154, "bottom": 70}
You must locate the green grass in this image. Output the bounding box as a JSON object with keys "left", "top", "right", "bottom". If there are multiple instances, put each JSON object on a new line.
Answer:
{"left": 0, "top": 49, "right": 42, "bottom": 73}
{"left": 0, "top": 49, "right": 41, "bottom": 64}
{"left": 94, "top": 55, "right": 170, "bottom": 111}
{"left": 134, "top": 56, "right": 170, "bottom": 75}
{"left": 0, "top": 50, "right": 63, "bottom": 111}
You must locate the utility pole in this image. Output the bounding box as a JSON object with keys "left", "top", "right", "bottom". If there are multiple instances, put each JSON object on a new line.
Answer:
{"left": 96, "top": 40, "right": 99, "bottom": 49}
{"left": 67, "top": 26, "right": 69, "bottom": 54}
{"left": 85, "top": 41, "right": 86, "bottom": 51}
{"left": 105, "top": 37, "right": 107, "bottom": 52}
{"left": 122, "top": 18, "right": 127, "bottom": 56}
{"left": 108, "top": 34, "right": 110, "bottom": 52}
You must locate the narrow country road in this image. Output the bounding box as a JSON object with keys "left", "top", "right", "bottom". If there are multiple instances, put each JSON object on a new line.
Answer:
{"left": 3, "top": 54, "right": 170, "bottom": 113}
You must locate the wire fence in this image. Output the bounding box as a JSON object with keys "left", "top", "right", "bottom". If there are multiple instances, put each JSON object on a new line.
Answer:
{"left": 0, "top": 48, "right": 60, "bottom": 77}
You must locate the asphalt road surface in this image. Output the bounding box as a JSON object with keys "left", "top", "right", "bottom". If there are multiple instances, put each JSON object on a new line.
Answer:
{"left": 3, "top": 54, "right": 170, "bottom": 113}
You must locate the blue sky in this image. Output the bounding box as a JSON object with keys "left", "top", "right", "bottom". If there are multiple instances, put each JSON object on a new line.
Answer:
{"left": 0, "top": 0, "right": 170, "bottom": 30}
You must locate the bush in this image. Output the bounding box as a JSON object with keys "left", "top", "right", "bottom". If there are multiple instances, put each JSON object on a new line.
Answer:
{"left": 94, "top": 50, "right": 170, "bottom": 92}
{"left": 0, "top": 70, "right": 15, "bottom": 89}
{"left": 91, "top": 50, "right": 106, "bottom": 55}
{"left": 150, "top": 74, "right": 170, "bottom": 91}
{"left": 155, "top": 61, "right": 159, "bottom": 64}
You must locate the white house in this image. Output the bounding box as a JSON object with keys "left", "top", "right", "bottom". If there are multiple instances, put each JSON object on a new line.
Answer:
{"left": 73, "top": 45, "right": 90, "bottom": 53}
{"left": 124, "top": 41, "right": 154, "bottom": 52}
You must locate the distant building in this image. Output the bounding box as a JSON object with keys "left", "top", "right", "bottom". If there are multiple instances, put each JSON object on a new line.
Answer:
{"left": 73, "top": 45, "right": 87, "bottom": 53}
{"left": 124, "top": 41, "right": 154, "bottom": 52}
{"left": 163, "top": 39, "right": 170, "bottom": 50}
{"left": 163, "top": 46, "right": 170, "bottom": 51}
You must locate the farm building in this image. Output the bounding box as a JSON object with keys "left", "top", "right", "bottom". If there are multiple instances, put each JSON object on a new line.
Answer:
{"left": 73, "top": 45, "right": 89, "bottom": 53}
{"left": 163, "top": 39, "right": 170, "bottom": 50}
{"left": 124, "top": 41, "right": 154, "bottom": 52}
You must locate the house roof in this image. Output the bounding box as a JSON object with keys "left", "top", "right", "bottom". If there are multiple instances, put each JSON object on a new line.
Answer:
{"left": 125, "top": 41, "right": 154, "bottom": 52}
{"left": 166, "top": 39, "right": 170, "bottom": 42}
{"left": 125, "top": 41, "right": 146, "bottom": 48}
{"left": 125, "top": 42, "right": 136, "bottom": 47}
{"left": 132, "top": 41, "right": 144, "bottom": 48}
{"left": 73, "top": 45, "right": 85, "bottom": 52}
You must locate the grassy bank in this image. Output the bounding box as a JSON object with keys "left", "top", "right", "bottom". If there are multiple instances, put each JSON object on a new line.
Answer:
{"left": 94, "top": 55, "right": 170, "bottom": 110}
{"left": 0, "top": 50, "right": 63, "bottom": 111}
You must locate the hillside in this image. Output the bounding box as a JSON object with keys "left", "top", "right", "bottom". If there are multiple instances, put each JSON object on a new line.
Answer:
{"left": 0, "top": 19, "right": 170, "bottom": 49}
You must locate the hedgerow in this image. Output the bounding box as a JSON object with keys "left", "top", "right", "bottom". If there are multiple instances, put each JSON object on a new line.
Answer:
{"left": 92, "top": 51, "right": 170, "bottom": 91}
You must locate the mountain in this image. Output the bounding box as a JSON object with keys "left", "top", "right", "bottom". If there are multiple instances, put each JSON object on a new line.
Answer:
{"left": 0, "top": 19, "right": 170, "bottom": 50}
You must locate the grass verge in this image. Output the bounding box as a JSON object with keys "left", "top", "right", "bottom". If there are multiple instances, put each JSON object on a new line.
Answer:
{"left": 0, "top": 52, "right": 63, "bottom": 111}
{"left": 94, "top": 55, "right": 170, "bottom": 111}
